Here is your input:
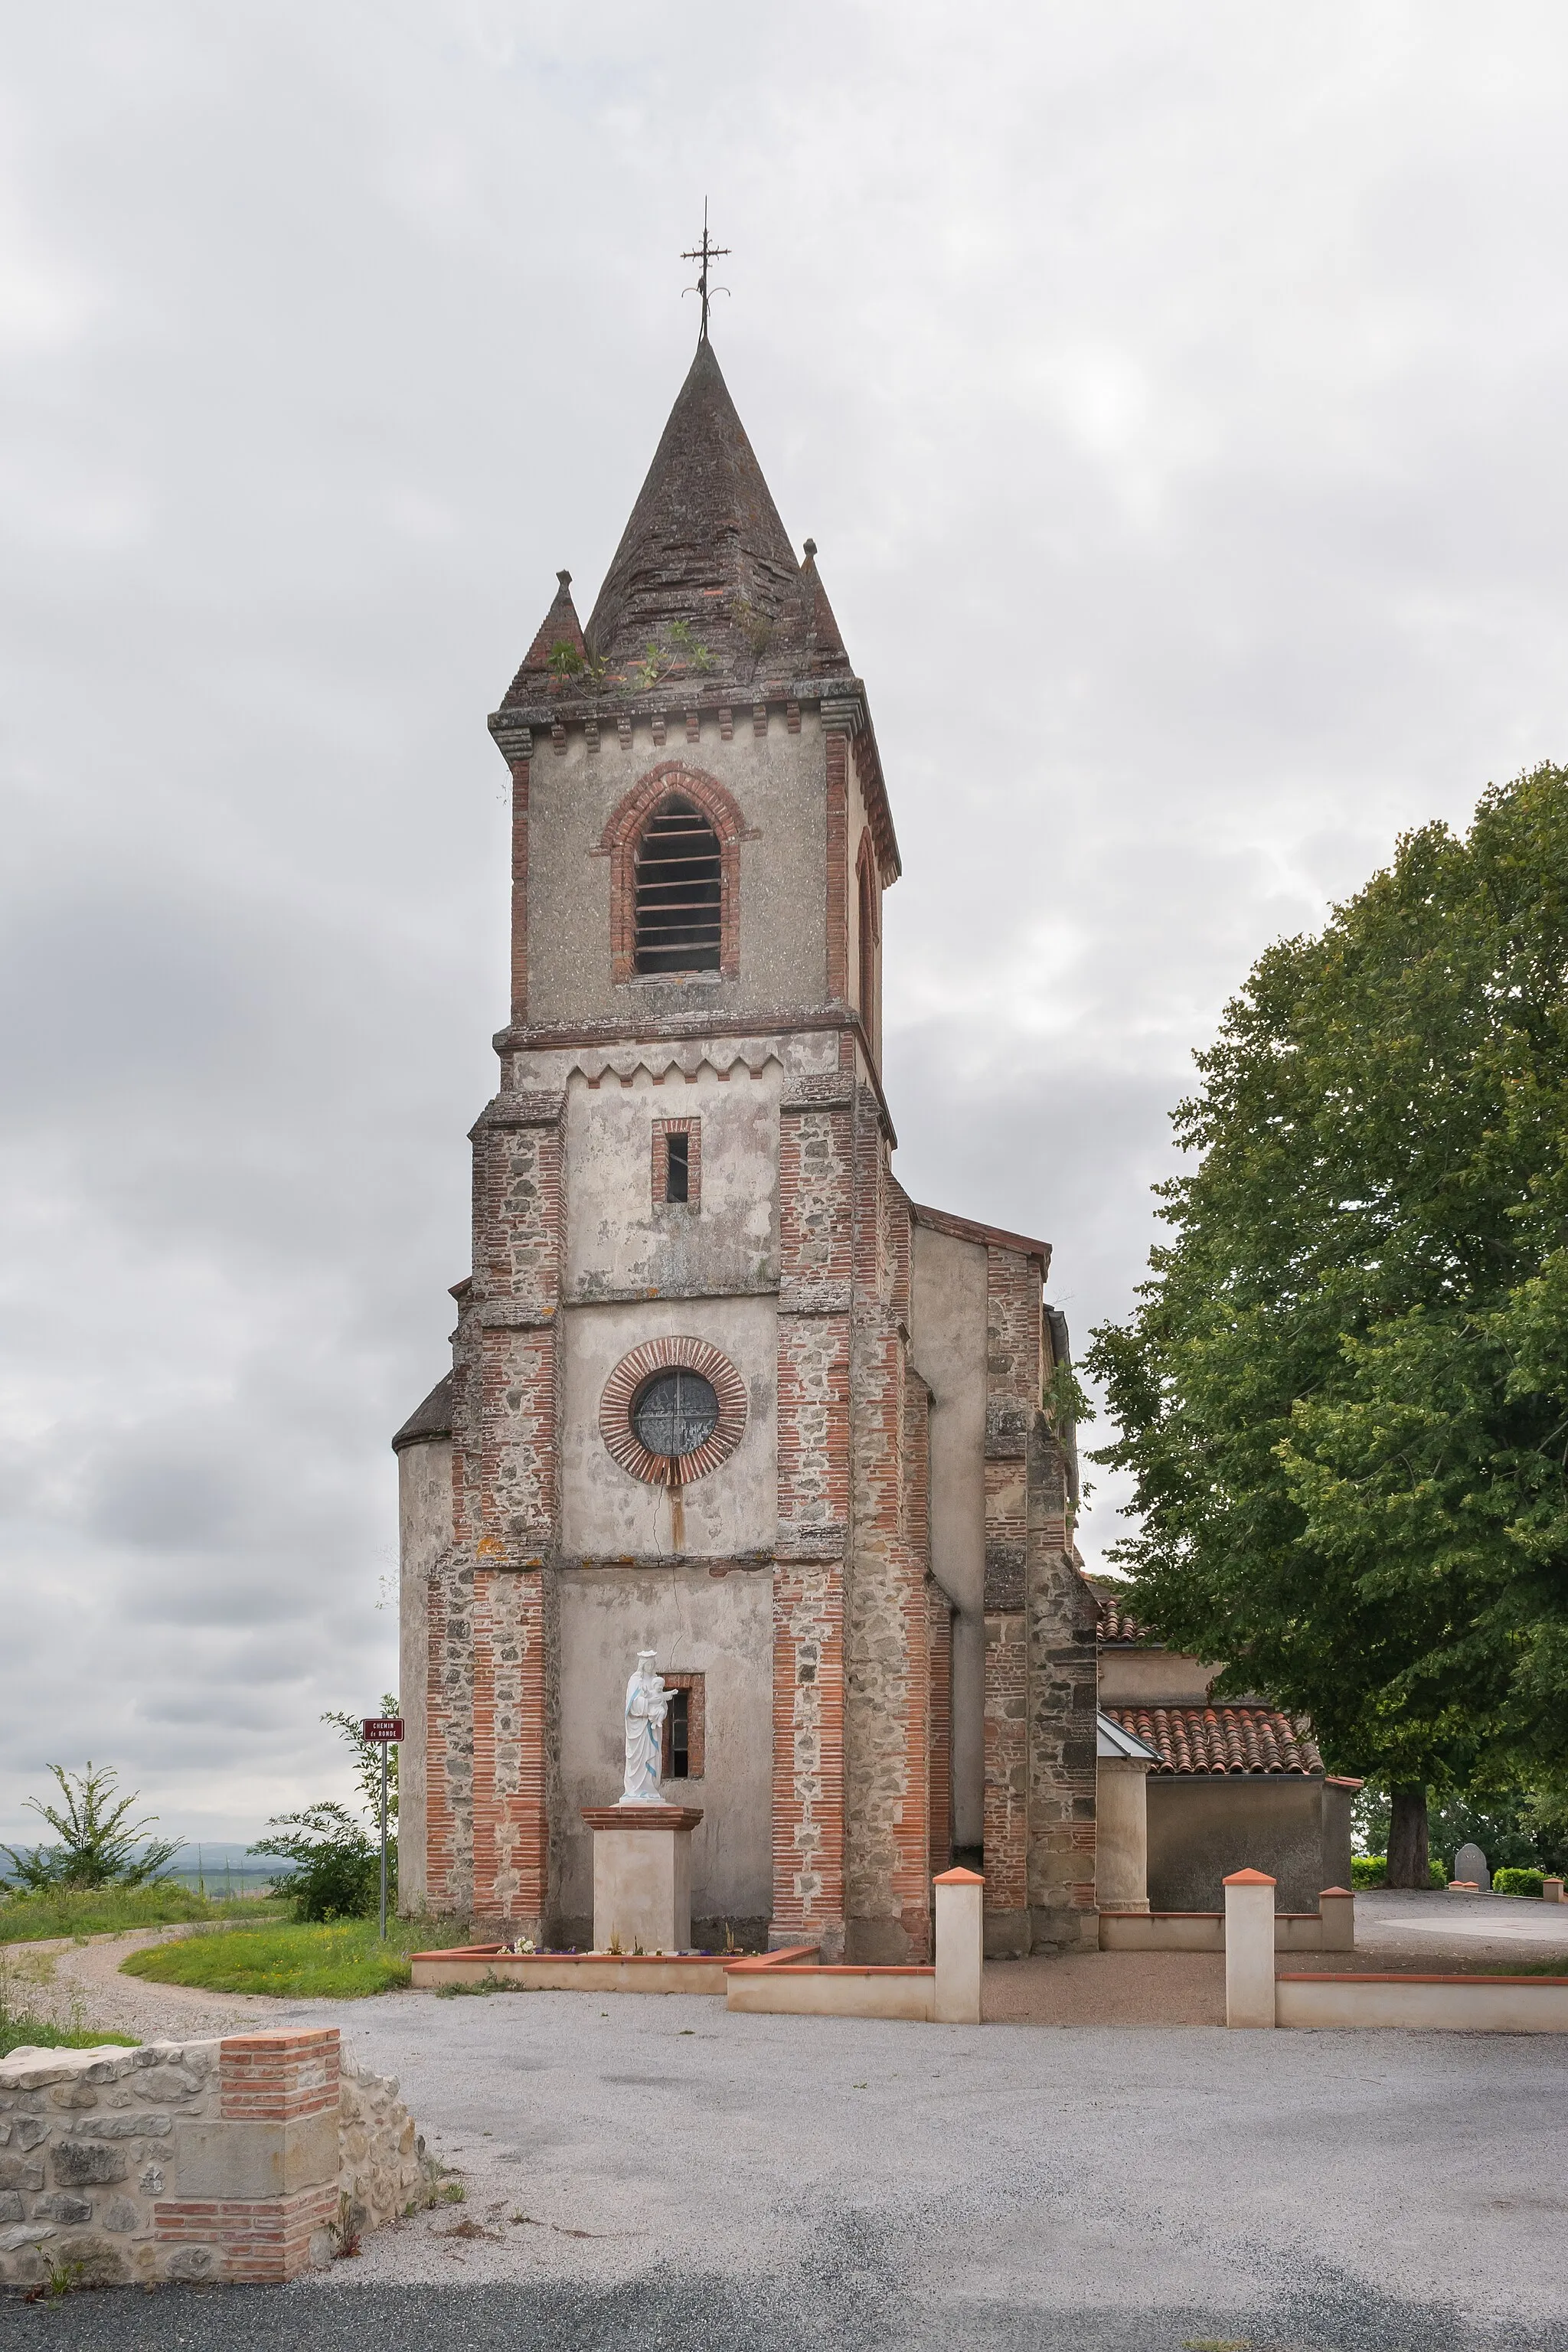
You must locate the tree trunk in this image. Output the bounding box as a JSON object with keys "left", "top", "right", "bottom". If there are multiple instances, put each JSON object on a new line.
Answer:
{"left": 1387, "top": 1785, "right": 1429, "bottom": 1887}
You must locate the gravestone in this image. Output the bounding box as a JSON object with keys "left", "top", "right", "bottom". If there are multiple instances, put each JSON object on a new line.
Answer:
{"left": 1453, "top": 1841, "right": 1490, "bottom": 1890}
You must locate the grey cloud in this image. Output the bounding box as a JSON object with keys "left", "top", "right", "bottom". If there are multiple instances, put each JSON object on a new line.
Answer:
{"left": 4, "top": 0, "right": 1568, "bottom": 1835}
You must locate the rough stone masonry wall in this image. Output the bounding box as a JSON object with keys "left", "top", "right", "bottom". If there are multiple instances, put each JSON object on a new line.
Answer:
{"left": 463, "top": 1084, "right": 566, "bottom": 1940}
{"left": 773, "top": 1069, "right": 854, "bottom": 1955}
{"left": 844, "top": 1144, "right": 933, "bottom": 1965}
{"left": 0, "top": 2030, "right": 422, "bottom": 2289}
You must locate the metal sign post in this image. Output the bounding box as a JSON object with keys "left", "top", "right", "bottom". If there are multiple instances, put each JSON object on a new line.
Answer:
{"left": 361, "top": 1717, "right": 404, "bottom": 1941}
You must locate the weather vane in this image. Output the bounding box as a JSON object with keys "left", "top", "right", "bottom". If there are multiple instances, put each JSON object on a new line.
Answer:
{"left": 681, "top": 201, "right": 731, "bottom": 341}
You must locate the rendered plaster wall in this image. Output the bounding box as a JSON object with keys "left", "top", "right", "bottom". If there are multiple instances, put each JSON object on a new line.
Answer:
{"left": 908, "top": 1220, "right": 988, "bottom": 1851}
{"left": 559, "top": 1293, "right": 778, "bottom": 1558}
{"left": 844, "top": 736, "right": 880, "bottom": 1057}
{"left": 397, "top": 1436, "right": 453, "bottom": 1913}
{"left": 554, "top": 1565, "right": 773, "bottom": 1944}
{"left": 1096, "top": 1648, "right": 1216, "bottom": 1707}
{"left": 564, "top": 1061, "right": 780, "bottom": 1302}
{"left": 1095, "top": 1759, "right": 1150, "bottom": 1910}
{"left": 524, "top": 716, "right": 829, "bottom": 1028}
{"left": 1321, "top": 1779, "right": 1355, "bottom": 1892}
{"left": 1146, "top": 1775, "right": 1328, "bottom": 1913}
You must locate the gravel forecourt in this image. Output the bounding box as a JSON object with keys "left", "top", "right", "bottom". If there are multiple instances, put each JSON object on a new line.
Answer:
{"left": 3, "top": 1893, "right": 1566, "bottom": 2350}
{"left": 2, "top": 1972, "right": 1565, "bottom": 2350}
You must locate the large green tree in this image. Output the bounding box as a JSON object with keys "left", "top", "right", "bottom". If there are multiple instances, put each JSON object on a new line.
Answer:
{"left": 1087, "top": 764, "right": 1568, "bottom": 1882}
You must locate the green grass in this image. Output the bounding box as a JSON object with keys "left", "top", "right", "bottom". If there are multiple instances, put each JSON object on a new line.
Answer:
{"left": 0, "top": 1883, "right": 287, "bottom": 1945}
{"left": 0, "top": 2013, "right": 141, "bottom": 2059}
{"left": 119, "top": 1915, "right": 432, "bottom": 1999}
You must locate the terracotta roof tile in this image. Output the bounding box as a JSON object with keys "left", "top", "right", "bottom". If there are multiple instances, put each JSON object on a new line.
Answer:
{"left": 1106, "top": 1704, "right": 1323, "bottom": 1777}
{"left": 1091, "top": 1584, "right": 1154, "bottom": 1645}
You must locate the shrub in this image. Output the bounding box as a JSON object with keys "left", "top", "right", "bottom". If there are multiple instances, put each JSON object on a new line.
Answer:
{"left": 1492, "top": 1867, "right": 1545, "bottom": 1898}
{"left": 251, "top": 1802, "right": 385, "bottom": 1923}
{"left": 249, "top": 1699, "right": 399, "bottom": 1922}
{"left": 1351, "top": 1854, "right": 1446, "bottom": 1889}
{"left": 0, "top": 1765, "right": 178, "bottom": 1892}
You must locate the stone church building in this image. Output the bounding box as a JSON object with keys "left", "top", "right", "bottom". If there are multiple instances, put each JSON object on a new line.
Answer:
{"left": 394, "top": 332, "right": 1341, "bottom": 1960}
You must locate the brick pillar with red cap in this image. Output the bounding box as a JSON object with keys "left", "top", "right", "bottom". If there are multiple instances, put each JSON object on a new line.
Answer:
{"left": 153, "top": 2031, "right": 341, "bottom": 2282}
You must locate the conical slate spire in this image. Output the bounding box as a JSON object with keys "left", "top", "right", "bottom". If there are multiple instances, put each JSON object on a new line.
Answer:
{"left": 580, "top": 340, "right": 851, "bottom": 689}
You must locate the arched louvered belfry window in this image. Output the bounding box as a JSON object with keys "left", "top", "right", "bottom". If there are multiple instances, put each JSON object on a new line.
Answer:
{"left": 634, "top": 795, "right": 723, "bottom": 974}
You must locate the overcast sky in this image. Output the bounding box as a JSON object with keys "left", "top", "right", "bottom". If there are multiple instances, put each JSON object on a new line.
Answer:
{"left": 4, "top": 3, "right": 1566, "bottom": 1845}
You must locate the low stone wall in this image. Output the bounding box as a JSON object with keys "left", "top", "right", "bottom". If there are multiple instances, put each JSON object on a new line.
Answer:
{"left": 0, "top": 2029, "right": 423, "bottom": 2288}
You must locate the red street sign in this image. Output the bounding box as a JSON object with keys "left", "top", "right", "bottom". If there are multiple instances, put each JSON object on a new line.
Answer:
{"left": 362, "top": 1717, "right": 404, "bottom": 1743}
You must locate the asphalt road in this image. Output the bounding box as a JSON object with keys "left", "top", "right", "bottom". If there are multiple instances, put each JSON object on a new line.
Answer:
{"left": 3, "top": 1988, "right": 1566, "bottom": 2350}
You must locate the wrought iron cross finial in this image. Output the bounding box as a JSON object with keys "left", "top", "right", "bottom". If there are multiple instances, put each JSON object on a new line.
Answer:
{"left": 681, "top": 201, "right": 731, "bottom": 341}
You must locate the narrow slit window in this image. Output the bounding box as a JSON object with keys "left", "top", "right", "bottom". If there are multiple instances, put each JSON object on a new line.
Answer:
{"left": 665, "top": 1688, "right": 690, "bottom": 1778}
{"left": 635, "top": 795, "right": 722, "bottom": 974}
{"left": 658, "top": 1673, "right": 704, "bottom": 1778}
{"left": 653, "top": 1118, "right": 700, "bottom": 1208}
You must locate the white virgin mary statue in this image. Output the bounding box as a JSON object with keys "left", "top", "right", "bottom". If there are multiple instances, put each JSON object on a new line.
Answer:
{"left": 619, "top": 1651, "right": 670, "bottom": 1806}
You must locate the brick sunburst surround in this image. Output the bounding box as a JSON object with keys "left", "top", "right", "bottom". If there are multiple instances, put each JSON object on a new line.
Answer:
{"left": 598, "top": 1336, "right": 748, "bottom": 1486}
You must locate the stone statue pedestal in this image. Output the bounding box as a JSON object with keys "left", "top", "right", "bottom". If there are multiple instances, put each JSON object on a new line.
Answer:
{"left": 582, "top": 1807, "right": 704, "bottom": 1954}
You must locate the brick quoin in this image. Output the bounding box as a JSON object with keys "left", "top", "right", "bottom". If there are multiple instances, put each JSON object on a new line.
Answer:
{"left": 773, "top": 1083, "right": 855, "bottom": 1954}
{"left": 471, "top": 1563, "right": 550, "bottom": 1930}
{"left": 769, "top": 1558, "right": 846, "bottom": 1949}
{"left": 844, "top": 1131, "right": 933, "bottom": 1963}
{"left": 982, "top": 1244, "right": 1045, "bottom": 1946}
{"left": 463, "top": 1083, "right": 564, "bottom": 1933}
{"left": 509, "top": 753, "right": 531, "bottom": 1024}
{"left": 984, "top": 1610, "right": 1029, "bottom": 1914}
{"left": 927, "top": 1584, "right": 954, "bottom": 1878}
{"left": 219, "top": 2031, "right": 339, "bottom": 2122}
{"left": 825, "top": 730, "right": 849, "bottom": 1002}
{"left": 155, "top": 2184, "right": 341, "bottom": 2282}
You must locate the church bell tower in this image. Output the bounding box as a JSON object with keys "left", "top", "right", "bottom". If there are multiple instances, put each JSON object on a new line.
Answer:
{"left": 394, "top": 306, "right": 1098, "bottom": 1963}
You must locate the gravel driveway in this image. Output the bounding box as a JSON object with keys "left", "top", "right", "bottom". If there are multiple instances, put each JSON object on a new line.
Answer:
{"left": 5, "top": 1976, "right": 1563, "bottom": 2351}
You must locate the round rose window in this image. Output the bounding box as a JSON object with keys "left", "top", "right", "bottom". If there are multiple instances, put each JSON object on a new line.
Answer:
{"left": 599, "top": 1338, "right": 747, "bottom": 1485}
{"left": 632, "top": 1368, "right": 720, "bottom": 1459}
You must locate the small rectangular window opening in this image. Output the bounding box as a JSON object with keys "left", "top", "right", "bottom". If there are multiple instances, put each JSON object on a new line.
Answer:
{"left": 666, "top": 1688, "right": 690, "bottom": 1778}
{"left": 659, "top": 1672, "right": 704, "bottom": 1778}
{"left": 665, "top": 1131, "right": 690, "bottom": 1204}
